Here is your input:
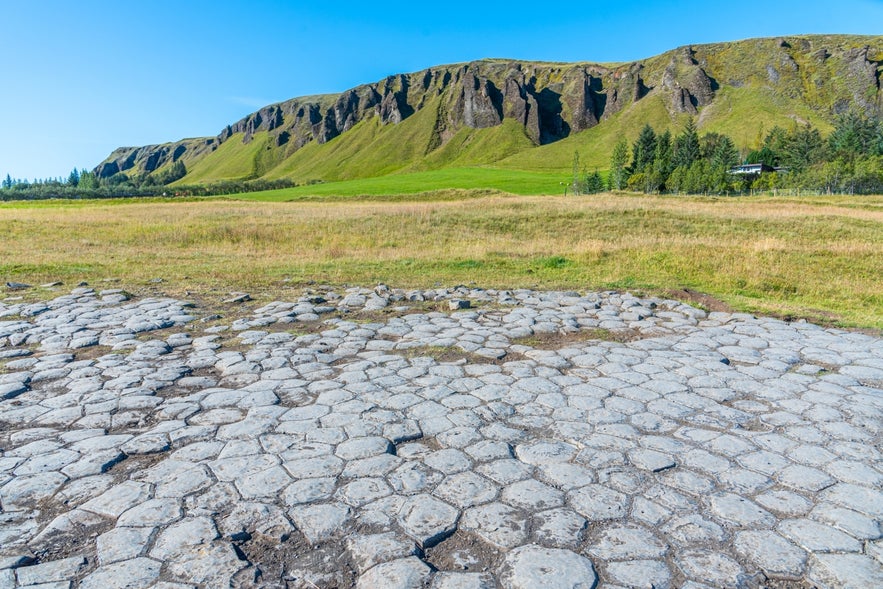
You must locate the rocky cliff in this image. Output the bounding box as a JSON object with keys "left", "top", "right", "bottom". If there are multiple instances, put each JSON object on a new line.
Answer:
{"left": 95, "top": 34, "right": 882, "bottom": 181}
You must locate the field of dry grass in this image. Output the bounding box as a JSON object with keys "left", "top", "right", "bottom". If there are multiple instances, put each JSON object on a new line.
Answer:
{"left": 2, "top": 192, "right": 881, "bottom": 328}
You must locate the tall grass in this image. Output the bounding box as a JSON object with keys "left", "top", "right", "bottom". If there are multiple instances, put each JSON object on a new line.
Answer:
{"left": 1, "top": 192, "right": 881, "bottom": 328}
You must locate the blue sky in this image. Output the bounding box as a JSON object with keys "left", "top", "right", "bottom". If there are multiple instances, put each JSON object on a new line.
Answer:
{"left": 1, "top": 0, "right": 882, "bottom": 180}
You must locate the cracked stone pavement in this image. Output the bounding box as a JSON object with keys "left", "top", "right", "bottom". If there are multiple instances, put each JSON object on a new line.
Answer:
{"left": 1, "top": 285, "right": 881, "bottom": 588}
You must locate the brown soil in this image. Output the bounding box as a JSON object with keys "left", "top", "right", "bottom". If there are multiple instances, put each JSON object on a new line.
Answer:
{"left": 666, "top": 288, "right": 735, "bottom": 313}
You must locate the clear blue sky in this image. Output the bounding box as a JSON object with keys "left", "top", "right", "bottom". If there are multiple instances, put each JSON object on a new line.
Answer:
{"left": 1, "top": 0, "right": 882, "bottom": 180}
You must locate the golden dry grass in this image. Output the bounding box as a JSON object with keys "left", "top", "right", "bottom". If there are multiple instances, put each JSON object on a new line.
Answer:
{"left": 1, "top": 192, "right": 881, "bottom": 329}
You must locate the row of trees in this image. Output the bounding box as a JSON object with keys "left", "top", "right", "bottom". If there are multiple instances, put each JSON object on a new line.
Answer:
{"left": 0, "top": 162, "right": 295, "bottom": 201}
{"left": 607, "top": 110, "right": 883, "bottom": 195}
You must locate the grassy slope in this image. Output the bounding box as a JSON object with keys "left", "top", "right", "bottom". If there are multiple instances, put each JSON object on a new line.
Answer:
{"left": 497, "top": 94, "right": 682, "bottom": 172}
{"left": 151, "top": 35, "right": 880, "bottom": 189}
{"left": 264, "top": 103, "right": 538, "bottom": 182}
{"left": 181, "top": 133, "right": 271, "bottom": 183}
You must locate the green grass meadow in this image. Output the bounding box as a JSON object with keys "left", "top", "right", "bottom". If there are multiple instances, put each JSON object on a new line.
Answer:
{"left": 2, "top": 191, "right": 881, "bottom": 330}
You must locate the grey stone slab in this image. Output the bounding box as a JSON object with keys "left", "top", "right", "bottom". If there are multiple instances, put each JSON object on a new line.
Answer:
{"left": 78, "top": 557, "right": 162, "bottom": 589}
{"left": 461, "top": 502, "right": 527, "bottom": 549}
{"left": 335, "top": 436, "right": 394, "bottom": 460}
{"left": 778, "top": 518, "right": 863, "bottom": 552}
{"left": 431, "top": 572, "right": 495, "bottom": 589}
{"left": 676, "top": 551, "right": 744, "bottom": 589}
{"left": 117, "top": 498, "right": 181, "bottom": 527}
{"left": 60, "top": 449, "right": 126, "bottom": 479}
{"left": 165, "top": 543, "right": 245, "bottom": 586}
{"left": 424, "top": 449, "right": 473, "bottom": 474}
{"left": 151, "top": 516, "right": 218, "bottom": 559}
{"left": 568, "top": 485, "right": 629, "bottom": 521}
{"left": 336, "top": 477, "right": 392, "bottom": 507}
{"left": 499, "top": 545, "right": 597, "bottom": 589}
{"left": 501, "top": 479, "right": 563, "bottom": 511}
{"left": 808, "top": 553, "right": 883, "bottom": 589}
{"left": 283, "top": 455, "right": 344, "bottom": 479}
{"left": 810, "top": 502, "right": 881, "bottom": 539}
{"left": 707, "top": 493, "right": 775, "bottom": 528}
{"left": 475, "top": 459, "right": 533, "bottom": 485}
{"left": 820, "top": 483, "right": 883, "bottom": 518}
{"left": 15, "top": 556, "right": 86, "bottom": 585}
{"left": 235, "top": 465, "right": 293, "bottom": 499}
{"left": 355, "top": 557, "right": 431, "bottom": 589}
{"left": 734, "top": 530, "right": 806, "bottom": 577}
{"left": 96, "top": 526, "right": 154, "bottom": 564}
{"left": 589, "top": 525, "right": 668, "bottom": 560}
{"left": 432, "top": 471, "right": 499, "bottom": 509}
{"left": 80, "top": 481, "right": 151, "bottom": 518}
{"left": 531, "top": 508, "right": 586, "bottom": 549}
{"left": 628, "top": 448, "right": 676, "bottom": 472}
{"left": 605, "top": 560, "right": 672, "bottom": 589}
{"left": 282, "top": 477, "right": 337, "bottom": 505}
{"left": 397, "top": 494, "right": 459, "bottom": 548}
{"left": 662, "top": 514, "right": 726, "bottom": 545}
{"left": 219, "top": 501, "right": 293, "bottom": 541}
{"left": 0, "top": 382, "right": 28, "bottom": 399}
{"left": 776, "top": 464, "right": 835, "bottom": 492}
{"left": 289, "top": 502, "right": 350, "bottom": 544}
{"left": 514, "top": 440, "right": 577, "bottom": 464}
{"left": 0, "top": 472, "right": 68, "bottom": 510}
{"left": 346, "top": 532, "right": 417, "bottom": 574}
{"left": 754, "top": 489, "right": 813, "bottom": 516}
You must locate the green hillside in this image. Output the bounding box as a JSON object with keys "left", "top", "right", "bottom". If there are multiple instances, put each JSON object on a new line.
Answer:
{"left": 94, "top": 34, "right": 882, "bottom": 190}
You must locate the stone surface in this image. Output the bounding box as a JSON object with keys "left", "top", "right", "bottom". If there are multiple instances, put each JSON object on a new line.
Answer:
{"left": 356, "top": 557, "right": 431, "bottom": 589}
{"left": 500, "top": 545, "right": 597, "bottom": 589}
{"left": 1, "top": 286, "right": 881, "bottom": 587}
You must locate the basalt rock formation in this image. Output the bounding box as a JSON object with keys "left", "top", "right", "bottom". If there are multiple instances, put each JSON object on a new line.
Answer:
{"left": 95, "top": 34, "right": 882, "bottom": 182}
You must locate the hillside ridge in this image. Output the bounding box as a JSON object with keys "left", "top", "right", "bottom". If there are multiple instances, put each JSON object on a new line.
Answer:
{"left": 95, "top": 34, "right": 883, "bottom": 183}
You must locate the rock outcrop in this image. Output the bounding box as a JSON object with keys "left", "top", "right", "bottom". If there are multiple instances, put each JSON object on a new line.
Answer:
{"left": 95, "top": 35, "right": 883, "bottom": 182}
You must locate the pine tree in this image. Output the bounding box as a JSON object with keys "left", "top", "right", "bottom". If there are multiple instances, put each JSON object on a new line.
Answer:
{"left": 782, "top": 125, "right": 826, "bottom": 173}
{"left": 674, "top": 118, "right": 701, "bottom": 168}
{"left": 829, "top": 110, "right": 883, "bottom": 160}
{"left": 711, "top": 136, "right": 740, "bottom": 169}
{"left": 609, "top": 139, "right": 629, "bottom": 190}
{"left": 630, "top": 124, "right": 657, "bottom": 174}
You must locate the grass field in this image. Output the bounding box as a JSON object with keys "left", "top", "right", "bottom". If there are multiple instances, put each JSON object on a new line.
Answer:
{"left": 234, "top": 168, "right": 570, "bottom": 200}
{"left": 1, "top": 191, "right": 881, "bottom": 329}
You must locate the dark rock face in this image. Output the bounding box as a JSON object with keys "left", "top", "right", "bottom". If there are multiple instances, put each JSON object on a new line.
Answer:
{"left": 455, "top": 70, "right": 503, "bottom": 129}
{"left": 660, "top": 47, "right": 715, "bottom": 114}
{"left": 604, "top": 63, "right": 647, "bottom": 118}
{"left": 844, "top": 46, "right": 882, "bottom": 111}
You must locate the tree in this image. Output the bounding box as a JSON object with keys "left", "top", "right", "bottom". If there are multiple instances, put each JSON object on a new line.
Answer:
{"left": 2, "top": 174, "right": 11, "bottom": 189}
{"left": 745, "top": 146, "right": 777, "bottom": 167}
{"left": 67, "top": 168, "right": 80, "bottom": 187}
{"left": 674, "top": 118, "right": 701, "bottom": 168}
{"left": 630, "top": 124, "right": 657, "bottom": 174}
{"left": 711, "top": 135, "right": 740, "bottom": 169}
{"left": 829, "top": 110, "right": 883, "bottom": 160}
{"left": 156, "top": 160, "right": 187, "bottom": 185}
{"left": 609, "top": 139, "right": 629, "bottom": 190}
{"left": 584, "top": 170, "right": 604, "bottom": 194}
{"left": 762, "top": 126, "right": 789, "bottom": 165}
{"left": 646, "top": 130, "right": 673, "bottom": 192}
{"left": 571, "top": 151, "right": 581, "bottom": 195}
{"left": 781, "top": 125, "right": 826, "bottom": 173}
{"left": 79, "top": 170, "right": 99, "bottom": 190}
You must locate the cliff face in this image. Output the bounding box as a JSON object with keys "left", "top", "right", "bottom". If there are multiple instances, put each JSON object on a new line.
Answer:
{"left": 95, "top": 34, "right": 883, "bottom": 181}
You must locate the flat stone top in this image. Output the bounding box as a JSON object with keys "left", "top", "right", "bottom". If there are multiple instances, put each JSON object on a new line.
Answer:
{"left": 0, "top": 285, "right": 881, "bottom": 589}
